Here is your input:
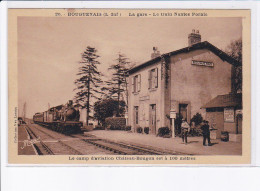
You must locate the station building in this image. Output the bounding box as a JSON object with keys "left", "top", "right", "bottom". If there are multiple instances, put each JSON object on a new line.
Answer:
{"left": 127, "top": 30, "right": 241, "bottom": 137}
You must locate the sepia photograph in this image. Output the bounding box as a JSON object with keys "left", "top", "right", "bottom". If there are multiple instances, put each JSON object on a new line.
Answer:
{"left": 8, "top": 9, "right": 251, "bottom": 164}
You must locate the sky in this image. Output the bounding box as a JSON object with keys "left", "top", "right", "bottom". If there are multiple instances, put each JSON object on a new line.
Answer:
{"left": 18, "top": 16, "right": 242, "bottom": 118}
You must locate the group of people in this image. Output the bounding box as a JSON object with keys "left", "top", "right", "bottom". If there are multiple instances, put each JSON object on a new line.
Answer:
{"left": 181, "top": 119, "right": 212, "bottom": 146}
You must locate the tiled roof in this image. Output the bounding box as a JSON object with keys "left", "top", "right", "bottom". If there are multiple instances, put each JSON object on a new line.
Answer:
{"left": 202, "top": 93, "right": 242, "bottom": 108}
{"left": 129, "top": 41, "right": 241, "bottom": 74}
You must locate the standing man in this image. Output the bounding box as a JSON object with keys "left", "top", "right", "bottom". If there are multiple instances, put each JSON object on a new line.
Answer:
{"left": 181, "top": 119, "right": 190, "bottom": 144}
{"left": 201, "top": 120, "right": 212, "bottom": 146}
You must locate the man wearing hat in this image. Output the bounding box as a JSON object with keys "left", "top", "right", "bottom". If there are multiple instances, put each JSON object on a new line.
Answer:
{"left": 201, "top": 120, "right": 212, "bottom": 146}
{"left": 181, "top": 119, "right": 190, "bottom": 144}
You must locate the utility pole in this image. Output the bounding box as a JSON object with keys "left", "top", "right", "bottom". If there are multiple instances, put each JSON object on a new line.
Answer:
{"left": 22, "top": 102, "right": 26, "bottom": 121}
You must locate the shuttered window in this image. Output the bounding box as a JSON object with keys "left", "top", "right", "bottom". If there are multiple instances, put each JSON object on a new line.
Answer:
{"left": 132, "top": 76, "right": 135, "bottom": 93}
{"left": 132, "top": 74, "right": 141, "bottom": 93}
{"left": 155, "top": 68, "right": 158, "bottom": 88}
{"left": 149, "top": 68, "right": 158, "bottom": 89}
{"left": 137, "top": 74, "right": 141, "bottom": 92}
{"left": 148, "top": 70, "right": 152, "bottom": 89}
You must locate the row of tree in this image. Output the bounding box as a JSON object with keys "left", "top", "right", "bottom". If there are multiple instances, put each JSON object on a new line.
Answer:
{"left": 74, "top": 47, "right": 134, "bottom": 125}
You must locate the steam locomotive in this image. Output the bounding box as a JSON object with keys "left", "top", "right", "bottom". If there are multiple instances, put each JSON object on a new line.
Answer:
{"left": 33, "top": 100, "right": 83, "bottom": 134}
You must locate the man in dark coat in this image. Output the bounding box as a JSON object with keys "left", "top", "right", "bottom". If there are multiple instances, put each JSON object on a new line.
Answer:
{"left": 201, "top": 120, "right": 212, "bottom": 146}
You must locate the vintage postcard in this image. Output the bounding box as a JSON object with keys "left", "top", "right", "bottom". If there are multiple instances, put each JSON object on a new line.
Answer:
{"left": 8, "top": 9, "right": 251, "bottom": 164}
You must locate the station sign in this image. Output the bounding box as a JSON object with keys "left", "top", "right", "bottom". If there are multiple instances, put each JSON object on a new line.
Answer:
{"left": 192, "top": 60, "right": 214, "bottom": 67}
{"left": 170, "top": 109, "right": 176, "bottom": 119}
{"left": 139, "top": 95, "right": 150, "bottom": 101}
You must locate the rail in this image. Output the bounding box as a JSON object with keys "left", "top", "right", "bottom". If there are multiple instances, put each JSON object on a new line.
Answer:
{"left": 24, "top": 125, "right": 54, "bottom": 155}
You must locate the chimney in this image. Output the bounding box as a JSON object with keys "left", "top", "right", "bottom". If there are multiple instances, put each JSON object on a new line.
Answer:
{"left": 188, "top": 29, "right": 201, "bottom": 46}
{"left": 151, "top": 47, "right": 160, "bottom": 59}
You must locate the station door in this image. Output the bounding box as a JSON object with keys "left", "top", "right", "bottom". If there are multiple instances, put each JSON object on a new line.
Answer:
{"left": 179, "top": 104, "right": 188, "bottom": 121}
{"left": 237, "top": 114, "right": 242, "bottom": 134}
{"left": 149, "top": 104, "right": 156, "bottom": 134}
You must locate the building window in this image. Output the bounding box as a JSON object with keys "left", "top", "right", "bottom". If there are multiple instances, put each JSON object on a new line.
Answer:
{"left": 132, "top": 74, "right": 141, "bottom": 93}
{"left": 148, "top": 68, "right": 158, "bottom": 89}
{"left": 134, "top": 106, "right": 139, "bottom": 124}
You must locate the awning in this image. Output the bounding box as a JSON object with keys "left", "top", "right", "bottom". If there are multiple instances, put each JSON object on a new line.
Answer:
{"left": 202, "top": 93, "right": 242, "bottom": 109}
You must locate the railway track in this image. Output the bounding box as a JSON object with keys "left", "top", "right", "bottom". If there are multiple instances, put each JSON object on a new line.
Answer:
{"left": 83, "top": 139, "right": 160, "bottom": 155}
{"left": 72, "top": 134, "right": 184, "bottom": 155}
{"left": 27, "top": 122, "right": 186, "bottom": 155}
{"left": 28, "top": 124, "right": 113, "bottom": 155}
{"left": 25, "top": 125, "right": 83, "bottom": 155}
{"left": 23, "top": 125, "right": 54, "bottom": 155}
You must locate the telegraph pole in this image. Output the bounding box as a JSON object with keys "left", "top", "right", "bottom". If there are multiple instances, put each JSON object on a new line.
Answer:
{"left": 22, "top": 102, "right": 26, "bottom": 121}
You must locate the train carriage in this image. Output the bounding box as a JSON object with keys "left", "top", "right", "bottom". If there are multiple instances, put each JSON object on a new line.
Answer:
{"left": 33, "top": 112, "right": 44, "bottom": 122}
